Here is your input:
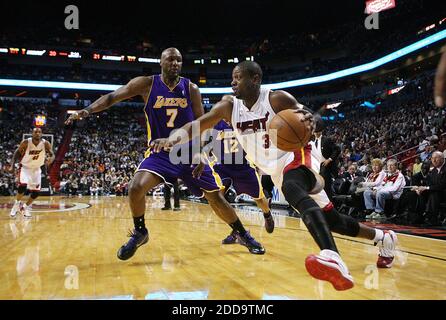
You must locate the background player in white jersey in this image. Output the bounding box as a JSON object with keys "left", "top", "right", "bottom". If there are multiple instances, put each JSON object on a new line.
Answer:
{"left": 151, "top": 61, "right": 397, "bottom": 291}
{"left": 8, "top": 128, "right": 54, "bottom": 218}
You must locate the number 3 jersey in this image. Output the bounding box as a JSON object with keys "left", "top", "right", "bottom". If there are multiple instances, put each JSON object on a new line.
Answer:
{"left": 20, "top": 138, "right": 46, "bottom": 169}
{"left": 231, "top": 88, "right": 331, "bottom": 209}
{"left": 231, "top": 87, "right": 294, "bottom": 179}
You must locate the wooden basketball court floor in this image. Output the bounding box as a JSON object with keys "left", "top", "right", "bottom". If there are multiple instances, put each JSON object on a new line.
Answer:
{"left": 1, "top": 195, "right": 445, "bottom": 300}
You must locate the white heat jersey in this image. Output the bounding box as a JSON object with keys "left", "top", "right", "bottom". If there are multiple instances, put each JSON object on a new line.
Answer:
{"left": 231, "top": 89, "right": 331, "bottom": 209}
{"left": 231, "top": 88, "right": 294, "bottom": 178}
{"left": 20, "top": 138, "right": 46, "bottom": 169}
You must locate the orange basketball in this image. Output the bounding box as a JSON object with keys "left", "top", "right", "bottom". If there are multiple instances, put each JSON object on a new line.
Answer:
{"left": 269, "top": 109, "right": 312, "bottom": 151}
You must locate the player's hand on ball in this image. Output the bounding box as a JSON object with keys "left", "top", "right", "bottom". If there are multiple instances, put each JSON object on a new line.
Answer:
{"left": 65, "top": 110, "right": 90, "bottom": 125}
{"left": 294, "top": 109, "right": 315, "bottom": 134}
{"left": 150, "top": 138, "right": 173, "bottom": 153}
{"left": 293, "top": 108, "right": 313, "bottom": 120}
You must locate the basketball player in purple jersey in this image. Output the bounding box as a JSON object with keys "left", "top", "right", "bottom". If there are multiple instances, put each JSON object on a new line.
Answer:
{"left": 193, "top": 120, "right": 274, "bottom": 243}
{"left": 65, "top": 48, "right": 265, "bottom": 259}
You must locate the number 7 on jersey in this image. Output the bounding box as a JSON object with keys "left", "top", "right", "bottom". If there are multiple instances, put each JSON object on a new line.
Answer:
{"left": 166, "top": 109, "right": 178, "bottom": 128}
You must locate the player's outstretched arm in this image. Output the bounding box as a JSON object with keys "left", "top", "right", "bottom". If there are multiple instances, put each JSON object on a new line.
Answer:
{"left": 150, "top": 95, "right": 234, "bottom": 153}
{"left": 434, "top": 51, "right": 446, "bottom": 107}
{"left": 65, "top": 76, "right": 152, "bottom": 125}
{"left": 9, "top": 140, "right": 28, "bottom": 173}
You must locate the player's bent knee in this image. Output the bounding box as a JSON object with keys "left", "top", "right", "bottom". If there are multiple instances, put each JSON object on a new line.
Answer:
{"left": 129, "top": 172, "right": 162, "bottom": 198}
{"left": 30, "top": 191, "right": 39, "bottom": 200}
{"left": 128, "top": 181, "right": 146, "bottom": 197}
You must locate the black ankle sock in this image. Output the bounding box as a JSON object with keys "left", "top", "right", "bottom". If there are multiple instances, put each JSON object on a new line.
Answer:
{"left": 229, "top": 219, "right": 247, "bottom": 236}
{"left": 133, "top": 216, "right": 147, "bottom": 233}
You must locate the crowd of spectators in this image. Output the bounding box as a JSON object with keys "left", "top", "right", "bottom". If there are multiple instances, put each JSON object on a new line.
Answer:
{"left": 324, "top": 75, "right": 445, "bottom": 177}
{"left": 58, "top": 108, "right": 147, "bottom": 196}
{"left": 323, "top": 73, "right": 446, "bottom": 226}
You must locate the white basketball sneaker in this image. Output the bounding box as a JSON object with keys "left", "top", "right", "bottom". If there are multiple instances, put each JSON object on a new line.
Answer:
{"left": 23, "top": 204, "right": 32, "bottom": 218}
{"left": 305, "top": 249, "right": 354, "bottom": 291}
{"left": 10, "top": 201, "right": 21, "bottom": 218}
{"left": 376, "top": 230, "right": 397, "bottom": 268}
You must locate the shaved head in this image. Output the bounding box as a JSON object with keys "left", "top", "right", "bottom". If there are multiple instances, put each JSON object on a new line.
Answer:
{"left": 161, "top": 47, "right": 181, "bottom": 60}
{"left": 236, "top": 61, "right": 263, "bottom": 80}
{"left": 32, "top": 127, "right": 43, "bottom": 140}
{"left": 231, "top": 61, "right": 263, "bottom": 99}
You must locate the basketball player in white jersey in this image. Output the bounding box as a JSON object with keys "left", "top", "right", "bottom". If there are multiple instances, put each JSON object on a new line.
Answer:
{"left": 151, "top": 61, "right": 397, "bottom": 291}
{"left": 9, "top": 128, "right": 55, "bottom": 218}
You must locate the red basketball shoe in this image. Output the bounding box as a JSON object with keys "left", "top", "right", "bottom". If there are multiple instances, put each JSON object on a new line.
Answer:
{"left": 376, "top": 230, "right": 397, "bottom": 268}
{"left": 305, "top": 249, "right": 354, "bottom": 291}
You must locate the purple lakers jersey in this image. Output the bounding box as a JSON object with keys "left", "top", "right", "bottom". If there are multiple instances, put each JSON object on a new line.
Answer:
{"left": 211, "top": 120, "right": 248, "bottom": 166}
{"left": 144, "top": 75, "right": 194, "bottom": 144}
